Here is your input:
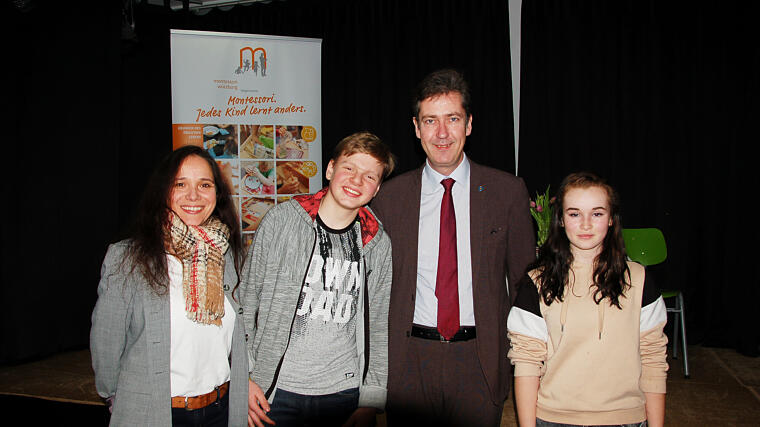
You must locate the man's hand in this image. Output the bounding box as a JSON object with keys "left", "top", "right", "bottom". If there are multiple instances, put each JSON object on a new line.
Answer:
{"left": 342, "top": 407, "right": 377, "bottom": 427}
{"left": 104, "top": 396, "right": 114, "bottom": 414}
{"left": 248, "top": 380, "right": 275, "bottom": 427}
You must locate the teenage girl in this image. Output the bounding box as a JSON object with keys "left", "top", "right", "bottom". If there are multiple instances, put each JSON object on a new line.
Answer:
{"left": 507, "top": 172, "right": 668, "bottom": 427}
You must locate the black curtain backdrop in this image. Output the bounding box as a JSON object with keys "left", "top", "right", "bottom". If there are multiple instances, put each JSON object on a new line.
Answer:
{"left": 1, "top": 0, "right": 122, "bottom": 363}
{"left": 1, "top": 0, "right": 515, "bottom": 364}
{"left": 1, "top": 0, "right": 757, "bottom": 364}
{"left": 518, "top": 1, "right": 759, "bottom": 356}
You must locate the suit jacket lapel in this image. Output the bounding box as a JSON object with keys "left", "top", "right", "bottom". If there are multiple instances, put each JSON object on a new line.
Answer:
{"left": 469, "top": 162, "right": 486, "bottom": 295}
{"left": 404, "top": 167, "right": 424, "bottom": 305}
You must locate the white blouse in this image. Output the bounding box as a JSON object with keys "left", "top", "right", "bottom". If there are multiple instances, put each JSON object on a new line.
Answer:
{"left": 167, "top": 255, "right": 235, "bottom": 397}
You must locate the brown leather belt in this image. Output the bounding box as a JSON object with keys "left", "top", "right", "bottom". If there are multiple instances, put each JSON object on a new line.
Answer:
{"left": 171, "top": 381, "right": 229, "bottom": 410}
{"left": 411, "top": 325, "right": 477, "bottom": 342}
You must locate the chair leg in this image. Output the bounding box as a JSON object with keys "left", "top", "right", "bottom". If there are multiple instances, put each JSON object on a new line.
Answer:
{"left": 672, "top": 309, "right": 680, "bottom": 360}
{"left": 679, "top": 293, "right": 690, "bottom": 378}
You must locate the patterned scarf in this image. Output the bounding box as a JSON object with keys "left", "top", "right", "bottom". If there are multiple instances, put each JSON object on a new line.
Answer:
{"left": 165, "top": 212, "right": 230, "bottom": 326}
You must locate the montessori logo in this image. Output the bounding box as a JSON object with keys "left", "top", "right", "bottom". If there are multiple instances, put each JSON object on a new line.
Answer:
{"left": 234, "top": 46, "right": 268, "bottom": 77}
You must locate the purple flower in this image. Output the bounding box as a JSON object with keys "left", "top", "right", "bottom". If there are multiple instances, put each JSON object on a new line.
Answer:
{"left": 536, "top": 205, "right": 543, "bottom": 212}
{"left": 530, "top": 201, "right": 536, "bottom": 208}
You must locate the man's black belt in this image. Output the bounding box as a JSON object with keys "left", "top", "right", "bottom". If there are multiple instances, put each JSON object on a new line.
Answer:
{"left": 410, "top": 325, "right": 476, "bottom": 342}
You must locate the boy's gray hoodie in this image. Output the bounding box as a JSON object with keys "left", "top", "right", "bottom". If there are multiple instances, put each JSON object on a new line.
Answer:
{"left": 239, "top": 188, "right": 392, "bottom": 411}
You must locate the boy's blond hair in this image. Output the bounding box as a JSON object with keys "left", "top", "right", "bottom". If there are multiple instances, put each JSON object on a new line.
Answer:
{"left": 332, "top": 131, "right": 396, "bottom": 180}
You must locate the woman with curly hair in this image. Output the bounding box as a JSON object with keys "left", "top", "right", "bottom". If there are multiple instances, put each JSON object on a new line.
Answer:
{"left": 91, "top": 145, "right": 248, "bottom": 426}
{"left": 507, "top": 171, "right": 668, "bottom": 427}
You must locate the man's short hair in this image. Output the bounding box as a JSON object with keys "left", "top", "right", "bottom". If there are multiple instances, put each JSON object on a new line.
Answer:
{"left": 332, "top": 131, "right": 396, "bottom": 180}
{"left": 412, "top": 69, "right": 471, "bottom": 120}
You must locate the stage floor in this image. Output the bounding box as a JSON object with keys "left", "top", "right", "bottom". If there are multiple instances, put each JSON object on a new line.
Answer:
{"left": 1, "top": 346, "right": 758, "bottom": 426}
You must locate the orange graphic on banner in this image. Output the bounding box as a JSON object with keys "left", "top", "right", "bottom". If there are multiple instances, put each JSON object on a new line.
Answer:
{"left": 301, "top": 126, "right": 317, "bottom": 142}
{"left": 172, "top": 124, "right": 203, "bottom": 150}
{"left": 240, "top": 47, "right": 266, "bottom": 68}
{"left": 300, "top": 161, "right": 318, "bottom": 178}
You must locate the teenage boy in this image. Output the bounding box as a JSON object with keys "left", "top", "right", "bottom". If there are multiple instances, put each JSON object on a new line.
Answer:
{"left": 241, "top": 132, "right": 395, "bottom": 427}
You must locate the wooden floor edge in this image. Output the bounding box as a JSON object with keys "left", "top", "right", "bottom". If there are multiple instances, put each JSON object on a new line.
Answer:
{"left": 0, "top": 391, "right": 102, "bottom": 406}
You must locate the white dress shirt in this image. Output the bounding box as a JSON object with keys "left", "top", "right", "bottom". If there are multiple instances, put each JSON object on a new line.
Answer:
{"left": 413, "top": 155, "right": 475, "bottom": 327}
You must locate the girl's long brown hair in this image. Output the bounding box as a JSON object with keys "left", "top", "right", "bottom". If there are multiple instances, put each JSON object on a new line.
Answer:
{"left": 533, "top": 172, "right": 630, "bottom": 308}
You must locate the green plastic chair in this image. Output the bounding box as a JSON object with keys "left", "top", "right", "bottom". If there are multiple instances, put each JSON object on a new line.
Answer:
{"left": 622, "top": 228, "right": 690, "bottom": 378}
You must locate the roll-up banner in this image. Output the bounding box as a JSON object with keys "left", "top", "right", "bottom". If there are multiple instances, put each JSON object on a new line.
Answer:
{"left": 170, "top": 30, "right": 322, "bottom": 246}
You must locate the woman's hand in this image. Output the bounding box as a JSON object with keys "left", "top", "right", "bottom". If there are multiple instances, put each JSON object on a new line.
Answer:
{"left": 248, "top": 380, "right": 275, "bottom": 427}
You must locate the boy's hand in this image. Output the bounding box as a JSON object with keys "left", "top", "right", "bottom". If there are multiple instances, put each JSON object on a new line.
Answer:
{"left": 342, "top": 407, "right": 376, "bottom": 427}
{"left": 247, "top": 380, "right": 275, "bottom": 427}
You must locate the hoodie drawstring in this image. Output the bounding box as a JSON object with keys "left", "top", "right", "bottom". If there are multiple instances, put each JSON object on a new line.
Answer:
{"left": 559, "top": 290, "right": 605, "bottom": 341}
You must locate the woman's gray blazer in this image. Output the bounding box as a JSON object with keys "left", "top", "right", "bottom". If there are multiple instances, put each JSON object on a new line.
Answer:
{"left": 90, "top": 240, "right": 249, "bottom": 426}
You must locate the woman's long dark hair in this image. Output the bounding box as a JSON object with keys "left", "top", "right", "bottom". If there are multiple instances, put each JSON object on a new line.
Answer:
{"left": 533, "top": 172, "right": 630, "bottom": 308}
{"left": 125, "top": 145, "right": 244, "bottom": 295}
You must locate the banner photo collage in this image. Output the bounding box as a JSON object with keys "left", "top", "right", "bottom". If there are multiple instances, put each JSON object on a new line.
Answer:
{"left": 170, "top": 30, "right": 322, "bottom": 247}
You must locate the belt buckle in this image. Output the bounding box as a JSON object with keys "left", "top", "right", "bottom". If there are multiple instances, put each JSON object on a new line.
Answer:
{"left": 213, "top": 385, "right": 221, "bottom": 406}
{"left": 184, "top": 396, "right": 190, "bottom": 411}
{"left": 440, "top": 335, "right": 451, "bottom": 343}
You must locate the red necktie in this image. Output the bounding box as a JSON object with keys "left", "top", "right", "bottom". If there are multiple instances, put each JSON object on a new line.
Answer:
{"left": 436, "top": 178, "right": 459, "bottom": 340}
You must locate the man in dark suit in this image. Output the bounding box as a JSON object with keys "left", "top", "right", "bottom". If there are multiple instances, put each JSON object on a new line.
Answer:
{"left": 371, "top": 69, "right": 535, "bottom": 426}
